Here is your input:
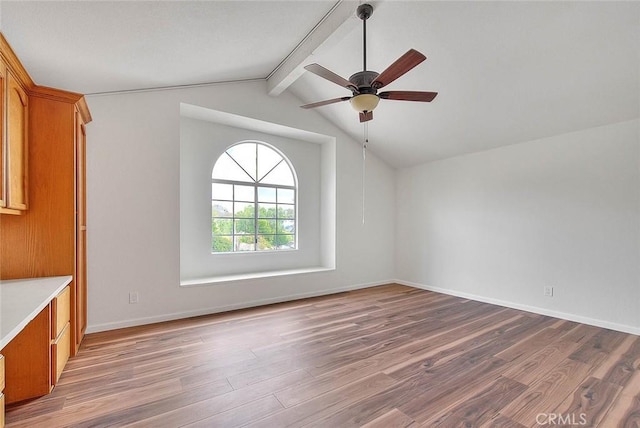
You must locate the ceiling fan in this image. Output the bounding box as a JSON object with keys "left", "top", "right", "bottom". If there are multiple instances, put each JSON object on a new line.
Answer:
{"left": 301, "top": 3, "right": 438, "bottom": 123}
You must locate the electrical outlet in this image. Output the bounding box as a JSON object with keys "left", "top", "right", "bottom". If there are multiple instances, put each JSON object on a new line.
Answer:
{"left": 129, "top": 291, "right": 139, "bottom": 304}
{"left": 543, "top": 286, "right": 554, "bottom": 297}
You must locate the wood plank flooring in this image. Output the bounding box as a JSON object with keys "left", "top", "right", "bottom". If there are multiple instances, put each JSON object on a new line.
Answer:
{"left": 5, "top": 284, "right": 640, "bottom": 427}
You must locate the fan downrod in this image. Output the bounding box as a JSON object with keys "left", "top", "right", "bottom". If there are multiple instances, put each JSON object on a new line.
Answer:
{"left": 357, "top": 4, "right": 374, "bottom": 71}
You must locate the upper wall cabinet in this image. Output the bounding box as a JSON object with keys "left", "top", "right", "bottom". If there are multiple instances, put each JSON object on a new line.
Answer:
{"left": 0, "top": 44, "right": 29, "bottom": 214}
{"left": 6, "top": 70, "right": 28, "bottom": 211}
{"left": 0, "top": 59, "right": 5, "bottom": 209}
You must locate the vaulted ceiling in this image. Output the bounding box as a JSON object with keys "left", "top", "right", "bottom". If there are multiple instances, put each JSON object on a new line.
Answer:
{"left": 2, "top": 1, "right": 638, "bottom": 168}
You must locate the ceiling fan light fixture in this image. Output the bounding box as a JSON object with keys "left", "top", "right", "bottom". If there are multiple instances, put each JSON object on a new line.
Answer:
{"left": 300, "top": 3, "right": 437, "bottom": 121}
{"left": 350, "top": 93, "right": 380, "bottom": 112}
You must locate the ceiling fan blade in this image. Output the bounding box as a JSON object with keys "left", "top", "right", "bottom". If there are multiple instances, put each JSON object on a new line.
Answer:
{"left": 300, "top": 96, "right": 351, "bottom": 109}
{"left": 371, "top": 49, "right": 427, "bottom": 89}
{"left": 304, "top": 64, "right": 358, "bottom": 93}
{"left": 359, "top": 111, "right": 373, "bottom": 122}
{"left": 379, "top": 91, "right": 438, "bottom": 102}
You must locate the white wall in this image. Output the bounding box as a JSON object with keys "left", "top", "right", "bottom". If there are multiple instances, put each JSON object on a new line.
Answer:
{"left": 85, "top": 78, "right": 637, "bottom": 335}
{"left": 396, "top": 119, "right": 640, "bottom": 334}
{"left": 85, "top": 80, "right": 396, "bottom": 332}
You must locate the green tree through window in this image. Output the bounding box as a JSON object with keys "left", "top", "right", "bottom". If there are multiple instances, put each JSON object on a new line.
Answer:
{"left": 211, "top": 142, "right": 297, "bottom": 252}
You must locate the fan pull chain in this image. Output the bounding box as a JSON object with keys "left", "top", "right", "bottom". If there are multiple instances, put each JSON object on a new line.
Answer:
{"left": 362, "top": 122, "right": 368, "bottom": 225}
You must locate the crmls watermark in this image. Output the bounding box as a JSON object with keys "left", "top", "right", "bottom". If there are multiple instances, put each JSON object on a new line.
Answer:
{"left": 536, "top": 413, "right": 588, "bottom": 426}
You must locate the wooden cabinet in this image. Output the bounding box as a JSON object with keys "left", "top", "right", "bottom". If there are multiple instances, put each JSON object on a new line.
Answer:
{"left": 0, "top": 32, "right": 91, "bottom": 414}
{"left": 51, "top": 286, "right": 71, "bottom": 385}
{"left": 1, "top": 96, "right": 90, "bottom": 379}
{"left": 6, "top": 70, "right": 28, "bottom": 211}
{"left": 0, "top": 53, "right": 28, "bottom": 214}
{"left": 0, "top": 354, "right": 5, "bottom": 391}
{"left": 1, "top": 286, "right": 72, "bottom": 405}
{"left": 0, "top": 61, "right": 5, "bottom": 210}
{"left": 52, "top": 286, "right": 71, "bottom": 340}
{"left": 1, "top": 93, "right": 91, "bottom": 354}
{"left": 1, "top": 307, "right": 51, "bottom": 404}
{"left": 0, "top": 33, "right": 91, "bottom": 358}
{"left": 1, "top": 353, "right": 5, "bottom": 428}
{"left": 75, "top": 110, "right": 88, "bottom": 347}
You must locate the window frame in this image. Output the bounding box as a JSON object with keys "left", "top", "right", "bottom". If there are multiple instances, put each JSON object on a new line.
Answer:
{"left": 211, "top": 141, "right": 297, "bottom": 254}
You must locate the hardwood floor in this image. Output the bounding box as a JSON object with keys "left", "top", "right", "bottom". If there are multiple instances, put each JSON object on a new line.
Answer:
{"left": 5, "top": 284, "right": 640, "bottom": 427}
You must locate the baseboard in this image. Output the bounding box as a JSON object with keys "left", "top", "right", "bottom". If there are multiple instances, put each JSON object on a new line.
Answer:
{"left": 86, "top": 279, "right": 393, "bottom": 333}
{"left": 396, "top": 279, "right": 640, "bottom": 336}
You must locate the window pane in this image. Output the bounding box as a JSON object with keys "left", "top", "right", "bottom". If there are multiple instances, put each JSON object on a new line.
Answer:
{"left": 277, "top": 220, "right": 295, "bottom": 234}
{"left": 212, "top": 218, "right": 233, "bottom": 235}
{"left": 274, "top": 234, "right": 295, "bottom": 249}
{"left": 257, "top": 187, "right": 276, "bottom": 203}
{"left": 260, "top": 161, "right": 294, "bottom": 186}
{"left": 235, "top": 236, "right": 255, "bottom": 251}
{"left": 212, "top": 236, "right": 233, "bottom": 252}
{"left": 257, "top": 235, "right": 275, "bottom": 251}
{"left": 212, "top": 201, "right": 233, "bottom": 217}
{"left": 277, "top": 204, "right": 295, "bottom": 219}
{"left": 258, "top": 203, "right": 277, "bottom": 219}
{"left": 234, "top": 185, "right": 254, "bottom": 202}
{"left": 212, "top": 152, "right": 253, "bottom": 182}
{"left": 234, "top": 219, "right": 255, "bottom": 234}
{"left": 227, "top": 143, "right": 257, "bottom": 181}
{"left": 212, "top": 183, "right": 233, "bottom": 200}
{"left": 211, "top": 142, "right": 297, "bottom": 253}
{"left": 257, "top": 219, "right": 276, "bottom": 234}
{"left": 277, "top": 188, "right": 295, "bottom": 204}
{"left": 257, "top": 145, "right": 283, "bottom": 182}
{"left": 234, "top": 202, "right": 254, "bottom": 218}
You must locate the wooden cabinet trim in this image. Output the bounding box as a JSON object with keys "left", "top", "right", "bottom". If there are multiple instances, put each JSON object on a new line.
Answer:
{"left": 0, "top": 33, "right": 34, "bottom": 91}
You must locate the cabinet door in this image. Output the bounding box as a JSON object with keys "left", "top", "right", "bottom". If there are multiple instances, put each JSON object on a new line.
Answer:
{"left": 0, "top": 393, "right": 4, "bottom": 428}
{"left": 2, "top": 306, "right": 51, "bottom": 404}
{"left": 74, "top": 110, "right": 88, "bottom": 352}
{"left": 0, "top": 62, "right": 5, "bottom": 209}
{"left": 6, "top": 71, "right": 27, "bottom": 211}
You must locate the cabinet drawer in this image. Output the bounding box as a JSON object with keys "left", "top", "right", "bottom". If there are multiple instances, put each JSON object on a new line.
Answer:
{"left": 51, "top": 286, "right": 71, "bottom": 340}
{"left": 1, "top": 393, "right": 4, "bottom": 428}
{"left": 51, "top": 323, "right": 70, "bottom": 385}
{"left": 0, "top": 354, "right": 4, "bottom": 391}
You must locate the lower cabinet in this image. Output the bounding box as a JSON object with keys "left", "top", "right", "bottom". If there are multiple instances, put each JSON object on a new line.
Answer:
{"left": 0, "top": 392, "right": 4, "bottom": 428}
{"left": 51, "top": 286, "right": 71, "bottom": 385}
{"left": 1, "top": 307, "right": 50, "bottom": 404}
{"left": 1, "top": 353, "right": 5, "bottom": 428}
{"left": 1, "top": 286, "right": 71, "bottom": 406}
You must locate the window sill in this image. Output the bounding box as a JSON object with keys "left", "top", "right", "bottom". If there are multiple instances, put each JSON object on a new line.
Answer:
{"left": 180, "top": 266, "right": 335, "bottom": 287}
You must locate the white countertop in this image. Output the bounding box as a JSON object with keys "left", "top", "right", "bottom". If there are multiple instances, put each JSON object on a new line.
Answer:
{"left": 0, "top": 276, "right": 72, "bottom": 349}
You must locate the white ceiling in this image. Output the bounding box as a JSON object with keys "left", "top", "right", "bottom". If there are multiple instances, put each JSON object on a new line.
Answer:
{"left": 2, "top": 1, "right": 638, "bottom": 168}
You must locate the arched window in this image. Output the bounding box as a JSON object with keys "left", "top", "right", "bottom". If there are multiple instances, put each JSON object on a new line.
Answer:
{"left": 211, "top": 141, "right": 297, "bottom": 253}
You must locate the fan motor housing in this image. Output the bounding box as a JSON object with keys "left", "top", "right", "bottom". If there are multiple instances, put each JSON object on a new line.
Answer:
{"left": 356, "top": 4, "right": 374, "bottom": 20}
{"left": 349, "top": 71, "right": 379, "bottom": 93}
